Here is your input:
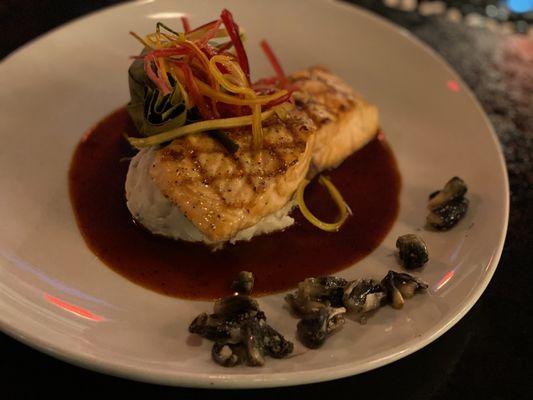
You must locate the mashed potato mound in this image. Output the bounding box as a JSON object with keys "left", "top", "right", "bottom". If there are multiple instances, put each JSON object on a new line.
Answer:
{"left": 125, "top": 148, "right": 295, "bottom": 247}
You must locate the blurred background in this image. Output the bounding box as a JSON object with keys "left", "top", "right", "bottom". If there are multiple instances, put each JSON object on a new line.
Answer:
{"left": 1, "top": 0, "right": 532, "bottom": 59}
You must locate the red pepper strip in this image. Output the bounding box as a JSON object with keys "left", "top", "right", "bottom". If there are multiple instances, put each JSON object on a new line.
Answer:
{"left": 259, "top": 39, "right": 286, "bottom": 88}
{"left": 175, "top": 41, "right": 219, "bottom": 92}
{"left": 172, "top": 61, "right": 211, "bottom": 119}
{"left": 144, "top": 55, "right": 170, "bottom": 95}
{"left": 181, "top": 17, "right": 191, "bottom": 33}
{"left": 220, "top": 9, "right": 250, "bottom": 83}
{"left": 197, "top": 20, "right": 222, "bottom": 47}
{"left": 201, "top": 43, "right": 219, "bottom": 59}
{"left": 262, "top": 91, "right": 293, "bottom": 109}
{"left": 186, "top": 19, "right": 218, "bottom": 37}
{"left": 190, "top": 63, "right": 220, "bottom": 117}
{"left": 148, "top": 48, "right": 189, "bottom": 58}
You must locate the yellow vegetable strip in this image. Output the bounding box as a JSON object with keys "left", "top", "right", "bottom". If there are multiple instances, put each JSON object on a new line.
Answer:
{"left": 178, "top": 40, "right": 220, "bottom": 109}
{"left": 209, "top": 55, "right": 265, "bottom": 147}
{"left": 128, "top": 108, "right": 277, "bottom": 149}
{"left": 296, "top": 176, "right": 349, "bottom": 232}
{"left": 186, "top": 28, "right": 229, "bottom": 42}
{"left": 160, "top": 32, "right": 178, "bottom": 42}
{"left": 129, "top": 31, "right": 154, "bottom": 49}
{"left": 209, "top": 55, "right": 253, "bottom": 96}
{"left": 195, "top": 79, "right": 288, "bottom": 105}
{"left": 145, "top": 33, "right": 160, "bottom": 48}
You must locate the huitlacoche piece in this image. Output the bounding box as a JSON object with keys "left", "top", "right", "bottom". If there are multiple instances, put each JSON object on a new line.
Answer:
{"left": 427, "top": 177, "right": 469, "bottom": 230}
{"left": 230, "top": 271, "right": 255, "bottom": 295}
{"left": 189, "top": 272, "right": 293, "bottom": 367}
{"left": 381, "top": 271, "right": 428, "bottom": 309}
{"left": 396, "top": 234, "right": 429, "bottom": 269}
{"left": 285, "top": 271, "right": 427, "bottom": 348}
{"left": 297, "top": 305, "right": 346, "bottom": 349}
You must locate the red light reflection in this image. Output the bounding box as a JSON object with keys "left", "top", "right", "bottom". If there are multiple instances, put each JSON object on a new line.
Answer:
{"left": 44, "top": 293, "right": 104, "bottom": 322}
{"left": 447, "top": 80, "right": 460, "bottom": 92}
{"left": 435, "top": 270, "right": 455, "bottom": 292}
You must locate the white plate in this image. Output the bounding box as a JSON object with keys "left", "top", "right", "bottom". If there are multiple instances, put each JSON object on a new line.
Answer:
{"left": 0, "top": 0, "right": 508, "bottom": 388}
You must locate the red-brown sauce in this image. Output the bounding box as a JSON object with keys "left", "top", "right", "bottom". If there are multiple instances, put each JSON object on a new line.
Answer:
{"left": 69, "top": 108, "right": 401, "bottom": 299}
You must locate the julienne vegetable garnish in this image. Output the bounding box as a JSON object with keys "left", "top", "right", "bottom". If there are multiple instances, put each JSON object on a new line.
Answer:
{"left": 125, "top": 8, "right": 350, "bottom": 233}
{"left": 127, "top": 107, "right": 277, "bottom": 148}
{"left": 259, "top": 39, "right": 287, "bottom": 88}
{"left": 125, "top": 8, "right": 290, "bottom": 149}
{"left": 297, "top": 176, "right": 350, "bottom": 232}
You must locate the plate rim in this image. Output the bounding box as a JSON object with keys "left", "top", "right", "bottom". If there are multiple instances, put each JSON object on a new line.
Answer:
{"left": 0, "top": 0, "right": 509, "bottom": 388}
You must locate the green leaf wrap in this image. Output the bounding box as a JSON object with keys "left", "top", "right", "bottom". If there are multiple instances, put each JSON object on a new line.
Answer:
{"left": 126, "top": 53, "right": 187, "bottom": 137}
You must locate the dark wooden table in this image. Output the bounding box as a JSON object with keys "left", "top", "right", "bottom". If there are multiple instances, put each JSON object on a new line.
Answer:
{"left": 1, "top": 1, "right": 531, "bottom": 398}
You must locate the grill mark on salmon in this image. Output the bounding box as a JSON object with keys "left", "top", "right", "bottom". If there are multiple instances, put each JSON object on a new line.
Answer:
{"left": 150, "top": 108, "right": 315, "bottom": 242}
{"left": 289, "top": 66, "right": 379, "bottom": 172}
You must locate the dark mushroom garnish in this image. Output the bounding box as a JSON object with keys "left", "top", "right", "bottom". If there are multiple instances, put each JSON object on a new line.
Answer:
{"left": 231, "top": 270, "right": 254, "bottom": 295}
{"left": 396, "top": 234, "right": 429, "bottom": 269}
{"left": 189, "top": 271, "right": 294, "bottom": 367}
{"left": 427, "top": 177, "right": 469, "bottom": 230}
{"left": 427, "top": 197, "right": 469, "bottom": 230}
{"left": 213, "top": 294, "right": 259, "bottom": 319}
{"left": 188, "top": 312, "right": 242, "bottom": 343}
{"left": 211, "top": 342, "right": 241, "bottom": 367}
{"left": 285, "top": 292, "right": 325, "bottom": 316}
{"left": 189, "top": 312, "right": 208, "bottom": 335}
{"left": 342, "top": 279, "right": 387, "bottom": 315}
{"left": 286, "top": 271, "right": 429, "bottom": 348}
{"left": 297, "top": 306, "right": 346, "bottom": 349}
{"left": 428, "top": 177, "right": 467, "bottom": 209}
{"left": 262, "top": 324, "right": 294, "bottom": 358}
{"left": 381, "top": 271, "right": 428, "bottom": 309}
{"left": 241, "top": 318, "right": 266, "bottom": 366}
{"left": 285, "top": 276, "right": 348, "bottom": 316}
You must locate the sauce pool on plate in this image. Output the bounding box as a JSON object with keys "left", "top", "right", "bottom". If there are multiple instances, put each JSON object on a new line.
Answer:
{"left": 69, "top": 108, "right": 401, "bottom": 299}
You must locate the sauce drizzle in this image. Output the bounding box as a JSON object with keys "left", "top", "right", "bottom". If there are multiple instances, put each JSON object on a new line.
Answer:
{"left": 69, "top": 108, "right": 401, "bottom": 299}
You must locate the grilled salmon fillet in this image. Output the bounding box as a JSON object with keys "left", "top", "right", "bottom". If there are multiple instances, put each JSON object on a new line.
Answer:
{"left": 147, "top": 67, "right": 377, "bottom": 243}
{"left": 150, "top": 109, "right": 315, "bottom": 243}
{"left": 289, "top": 66, "right": 379, "bottom": 172}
